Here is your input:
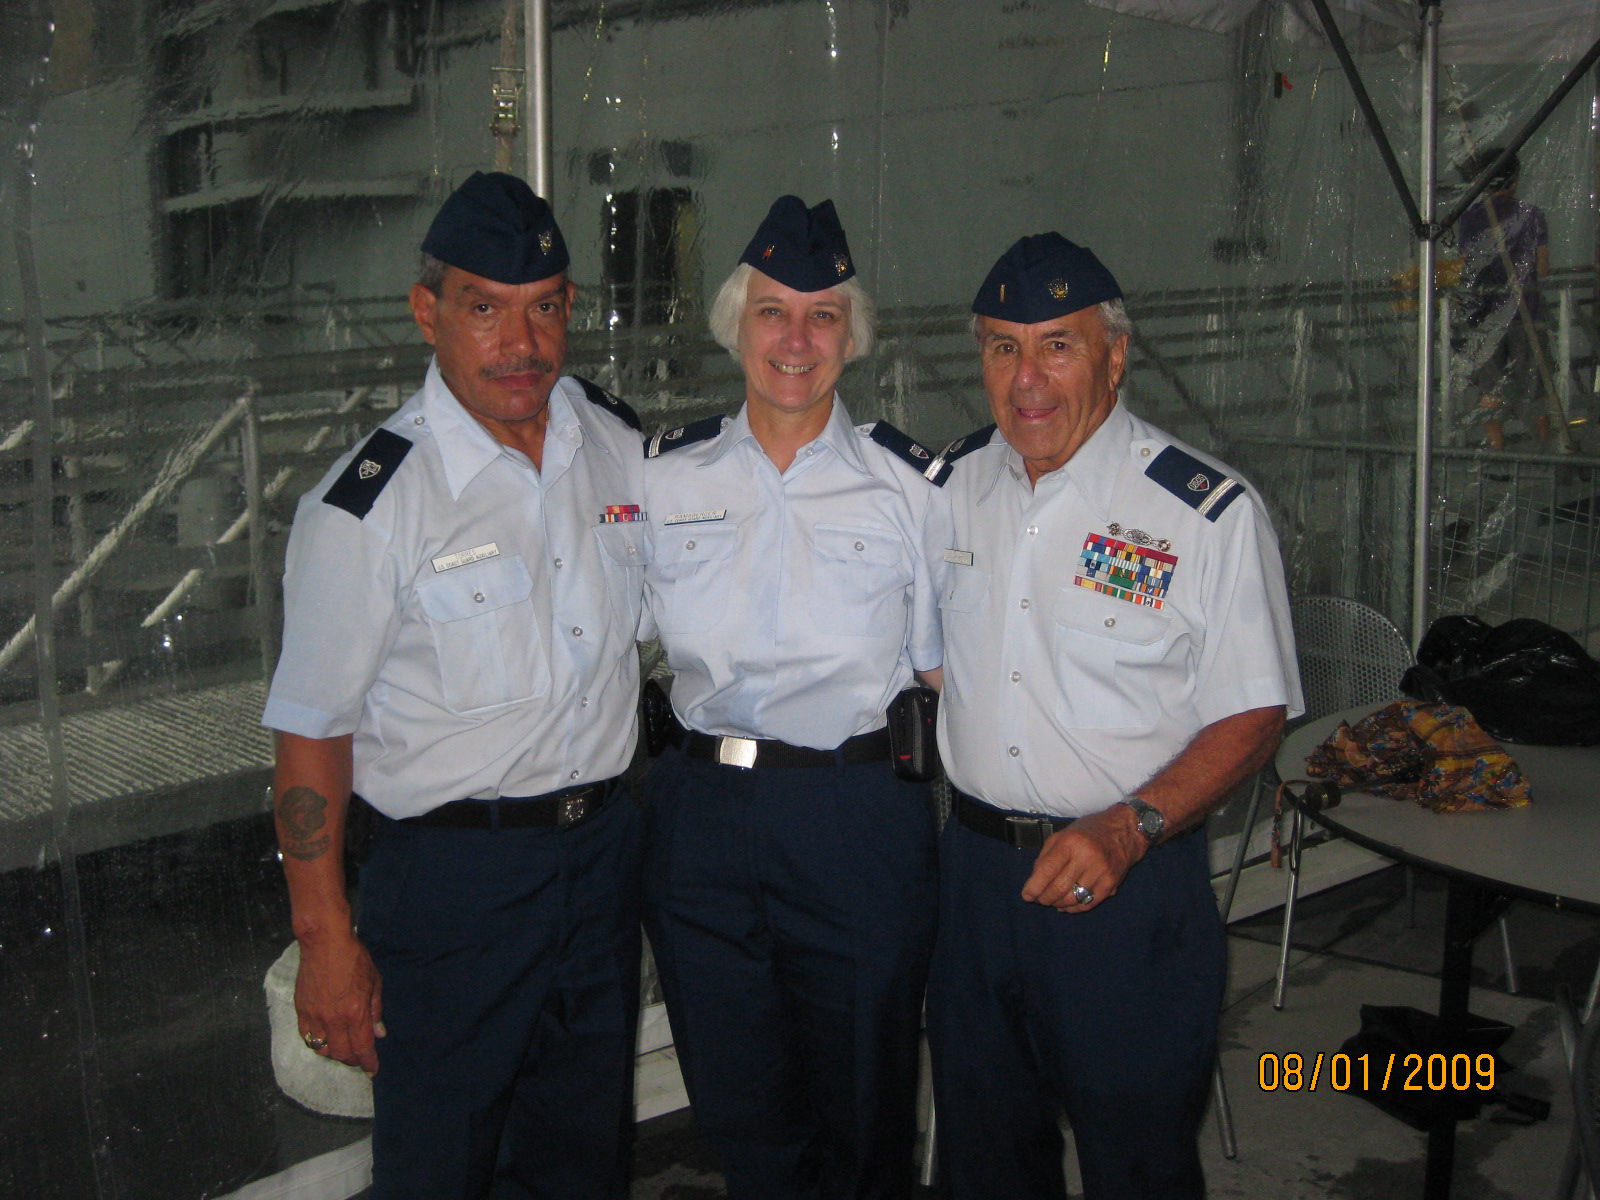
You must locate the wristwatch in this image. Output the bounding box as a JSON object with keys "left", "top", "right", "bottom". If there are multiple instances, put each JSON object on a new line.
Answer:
{"left": 1119, "top": 796, "right": 1166, "bottom": 844}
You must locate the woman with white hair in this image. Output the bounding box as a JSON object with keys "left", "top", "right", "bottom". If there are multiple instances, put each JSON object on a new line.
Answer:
{"left": 637, "top": 196, "right": 946, "bottom": 1200}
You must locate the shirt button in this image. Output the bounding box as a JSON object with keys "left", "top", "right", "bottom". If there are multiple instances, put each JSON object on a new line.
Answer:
{"left": 854, "top": 541, "right": 865, "bottom": 552}
{"left": 413, "top": 415, "right": 425, "bottom": 426}
{"left": 626, "top": 545, "right": 636, "bottom": 555}
{"left": 1104, "top": 617, "right": 1116, "bottom": 628}
{"left": 685, "top": 540, "right": 695, "bottom": 550}
{"left": 473, "top": 592, "right": 485, "bottom": 603}
{"left": 1009, "top": 746, "right": 1020, "bottom": 758}
{"left": 1140, "top": 446, "right": 1152, "bottom": 458}
{"left": 569, "top": 770, "right": 580, "bottom": 781}
{"left": 1010, "top": 671, "right": 1021, "bottom": 683}
{"left": 1027, "top": 524, "right": 1038, "bottom": 536}
{"left": 1019, "top": 598, "right": 1031, "bottom": 610}
{"left": 580, "top": 697, "right": 589, "bottom": 708}
{"left": 553, "top": 557, "right": 563, "bottom": 569}
{"left": 572, "top": 627, "right": 583, "bottom": 637}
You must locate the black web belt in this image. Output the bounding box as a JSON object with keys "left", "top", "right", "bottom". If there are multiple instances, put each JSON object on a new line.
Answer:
{"left": 669, "top": 722, "right": 892, "bottom": 769}
{"left": 954, "top": 788, "right": 1075, "bottom": 850}
{"left": 396, "top": 776, "right": 623, "bottom": 831}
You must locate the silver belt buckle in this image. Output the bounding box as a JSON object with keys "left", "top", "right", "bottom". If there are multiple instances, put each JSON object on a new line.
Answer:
{"left": 714, "top": 736, "right": 759, "bottom": 769}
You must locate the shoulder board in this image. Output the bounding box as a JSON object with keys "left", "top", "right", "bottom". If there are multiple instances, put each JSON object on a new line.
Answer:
{"left": 921, "top": 424, "right": 997, "bottom": 486}
{"left": 573, "top": 375, "right": 642, "bottom": 432}
{"left": 321, "top": 428, "right": 413, "bottom": 519}
{"left": 1144, "top": 445, "right": 1245, "bottom": 522}
{"left": 865, "top": 421, "right": 945, "bottom": 483}
{"left": 647, "top": 414, "right": 725, "bottom": 458}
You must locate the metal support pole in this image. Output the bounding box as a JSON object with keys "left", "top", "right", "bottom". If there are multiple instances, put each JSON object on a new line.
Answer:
{"left": 524, "top": 0, "right": 553, "bottom": 199}
{"left": 241, "top": 393, "right": 276, "bottom": 680}
{"left": 1411, "top": 2, "right": 1441, "bottom": 650}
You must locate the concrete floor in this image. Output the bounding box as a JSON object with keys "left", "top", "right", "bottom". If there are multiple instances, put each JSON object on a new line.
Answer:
{"left": 2, "top": 811, "right": 1595, "bottom": 1200}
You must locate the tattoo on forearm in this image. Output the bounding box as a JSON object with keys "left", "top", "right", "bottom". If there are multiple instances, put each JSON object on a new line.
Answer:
{"left": 277, "top": 786, "right": 333, "bottom": 862}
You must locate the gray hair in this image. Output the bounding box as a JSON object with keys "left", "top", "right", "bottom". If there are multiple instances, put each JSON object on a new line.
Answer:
{"left": 708, "top": 262, "right": 876, "bottom": 361}
{"left": 417, "top": 252, "right": 448, "bottom": 294}
{"left": 968, "top": 298, "right": 1133, "bottom": 344}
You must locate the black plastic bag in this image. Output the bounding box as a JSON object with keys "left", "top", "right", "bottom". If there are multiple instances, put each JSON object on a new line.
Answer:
{"left": 1401, "top": 615, "right": 1600, "bottom": 745}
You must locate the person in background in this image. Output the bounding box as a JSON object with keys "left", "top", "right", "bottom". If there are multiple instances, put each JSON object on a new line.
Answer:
{"left": 263, "top": 171, "right": 648, "bottom": 1199}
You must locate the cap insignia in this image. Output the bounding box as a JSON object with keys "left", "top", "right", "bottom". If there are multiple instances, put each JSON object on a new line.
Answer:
{"left": 538, "top": 230, "right": 553, "bottom": 254}
{"left": 834, "top": 253, "right": 850, "bottom": 275}
{"left": 1048, "top": 278, "right": 1069, "bottom": 301}
{"left": 998, "top": 283, "right": 1006, "bottom": 303}
{"left": 357, "top": 460, "right": 382, "bottom": 480}
{"left": 762, "top": 244, "right": 775, "bottom": 259}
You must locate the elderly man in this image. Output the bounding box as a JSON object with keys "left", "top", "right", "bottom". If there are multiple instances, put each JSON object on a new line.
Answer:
{"left": 262, "top": 171, "right": 647, "bottom": 1199}
{"left": 638, "top": 196, "right": 945, "bottom": 1200}
{"left": 926, "top": 233, "right": 1301, "bottom": 1200}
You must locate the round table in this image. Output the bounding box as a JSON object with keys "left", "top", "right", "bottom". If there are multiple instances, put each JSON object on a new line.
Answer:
{"left": 1275, "top": 706, "right": 1600, "bottom": 1200}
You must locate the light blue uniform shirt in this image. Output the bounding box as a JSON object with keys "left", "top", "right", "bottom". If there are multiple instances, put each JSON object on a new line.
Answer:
{"left": 640, "top": 397, "right": 943, "bottom": 750}
{"left": 936, "top": 404, "right": 1302, "bottom": 817}
{"left": 263, "top": 362, "right": 647, "bottom": 818}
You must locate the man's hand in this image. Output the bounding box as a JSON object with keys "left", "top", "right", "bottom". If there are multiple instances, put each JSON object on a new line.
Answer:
{"left": 1021, "top": 803, "right": 1145, "bottom": 911}
{"left": 295, "top": 930, "right": 385, "bottom": 1075}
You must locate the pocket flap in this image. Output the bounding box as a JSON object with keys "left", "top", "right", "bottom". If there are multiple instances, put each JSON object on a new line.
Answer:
{"left": 653, "top": 523, "right": 738, "bottom": 566}
{"left": 594, "top": 521, "right": 652, "bottom": 565}
{"left": 1053, "top": 585, "right": 1170, "bottom": 645}
{"left": 940, "top": 566, "right": 991, "bottom": 614}
{"left": 813, "top": 523, "right": 902, "bottom": 567}
{"left": 417, "top": 554, "right": 534, "bottom": 622}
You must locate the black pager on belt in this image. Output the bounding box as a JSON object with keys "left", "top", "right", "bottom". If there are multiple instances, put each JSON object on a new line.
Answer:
{"left": 642, "top": 678, "right": 674, "bottom": 757}
{"left": 887, "top": 687, "right": 940, "bottom": 782}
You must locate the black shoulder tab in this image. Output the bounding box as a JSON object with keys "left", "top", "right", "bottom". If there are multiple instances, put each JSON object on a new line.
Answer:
{"left": 1144, "top": 445, "right": 1245, "bottom": 522}
{"left": 647, "top": 414, "right": 725, "bottom": 458}
{"left": 866, "top": 421, "right": 944, "bottom": 483}
{"left": 322, "top": 428, "right": 413, "bottom": 519}
{"left": 573, "top": 375, "right": 642, "bottom": 432}
{"left": 921, "top": 424, "right": 996, "bottom": 486}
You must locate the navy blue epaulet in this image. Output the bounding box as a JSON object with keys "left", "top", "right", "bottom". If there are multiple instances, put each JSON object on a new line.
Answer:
{"left": 864, "top": 421, "right": 946, "bottom": 484}
{"left": 573, "top": 375, "right": 642, "bottom": 432}
{"left": 1144, "top": 445, "right": 1245, "bottom": 522}
{"left": 647, "top": 414, "right": 726, "bottom": 458}
{"left": 322, "top": 428, "right": 412, "bottom": 519}
{"left": 922, "top": 424, "right": 997, "bottom": 486}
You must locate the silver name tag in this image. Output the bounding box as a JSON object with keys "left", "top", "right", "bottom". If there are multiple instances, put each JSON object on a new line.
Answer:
{"left": 431, "top": 542, "right": 500, "bottom": 573}
{"left": 944, "top": 549, "right": 975, "bottom": 567}
{"left": 663, "top": 510, "right": 728, "bottom": 526}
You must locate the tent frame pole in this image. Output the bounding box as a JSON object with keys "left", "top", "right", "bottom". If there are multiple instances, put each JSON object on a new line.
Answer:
{"left": 1411, "top": 0, "right": 1442, "bottom": 651}
{"left": 524, "top": 0, "right": 553, "bottom": 198}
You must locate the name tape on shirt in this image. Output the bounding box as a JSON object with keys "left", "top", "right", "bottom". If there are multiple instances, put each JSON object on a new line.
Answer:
{"left": 1074, "top": 531, "right": 1176, "bottom": 609}
{"left": 663, "top": 509, "right": 728, "bottom": 526}
{"left": 599, "top": 504, "right": 647, "bottom": 523}
{"left": 432, "top": 542, "right": 500, "bottom": 573}
{"left": 943, "top": 548, "right": 975, "bottom": 566}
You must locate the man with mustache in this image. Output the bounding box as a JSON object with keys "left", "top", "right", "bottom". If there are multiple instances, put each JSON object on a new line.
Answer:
{"left": 263, "top": 172, "right": 648, "bottom": 1199}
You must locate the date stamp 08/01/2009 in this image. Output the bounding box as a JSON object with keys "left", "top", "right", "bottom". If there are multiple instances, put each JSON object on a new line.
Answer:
{"left": 1257, "top": 1051, "right": 1496, "bottom": 1094}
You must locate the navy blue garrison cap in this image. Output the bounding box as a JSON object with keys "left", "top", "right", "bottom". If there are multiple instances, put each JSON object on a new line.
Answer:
{"left": 421, "top": 171, "right": 570, "bottom": 285}
{"left": 738, "top": 195, "right": 855, "bottom": 293}
{"left": 971, "top": 232, "right": 1122, "bottom": 324}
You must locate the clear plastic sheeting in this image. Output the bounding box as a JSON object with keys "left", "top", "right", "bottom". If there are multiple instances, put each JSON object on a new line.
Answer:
{"left": 0, "top": 1, "right": 1596, "bottom": 1196}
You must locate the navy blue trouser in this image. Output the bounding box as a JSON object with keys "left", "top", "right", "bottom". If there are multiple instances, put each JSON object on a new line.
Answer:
{"left": 358, "top": 792, "right": 644, "bottom": 1200}
{"left": 642, "top": 748, "right": 939, "bottom": 1200}
{"left": 926, "top": 815, "right": 1226, "bottom": 1200}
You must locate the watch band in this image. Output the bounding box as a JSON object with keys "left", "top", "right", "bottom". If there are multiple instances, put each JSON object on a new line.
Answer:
{"left": 1119, "top": 795, "right": 1166, "bottom": 843}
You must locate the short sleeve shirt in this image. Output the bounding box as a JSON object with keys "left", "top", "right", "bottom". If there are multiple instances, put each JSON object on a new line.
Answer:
{"left": 640, "top": 397, "right": 943, "bottom": 750}
{"left": 262, "top": 362, "right": 647, "bottom": 817}
{"left": 936, "top": 404, "right": 1302, "bottom": 818}
{"left": 1459, "top": 195, "right": 1548, "bottom": 325}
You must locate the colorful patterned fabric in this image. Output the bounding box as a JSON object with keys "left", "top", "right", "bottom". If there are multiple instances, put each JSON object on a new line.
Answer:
{"left": 1075, "top": 532, "right": 1176, "bottom": 609}
{"left": 1304, "top": 700, "right": 1532, "bottom": 814}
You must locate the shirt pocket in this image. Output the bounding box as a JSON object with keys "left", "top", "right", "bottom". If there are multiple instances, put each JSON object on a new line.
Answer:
{"left": 810, "top": 523, "right": 913, "bottom": 638}
{"left": 1052, "top": 585, "right": 1171, "bottom": 729}
{"left": 593, "top": 521, "right": 651, "bottom": 639}
{"left": 646, "top": 524, "right": 740, "bottom": 636}
{"left": 415, "top": 554, "right": 550, "bottom": 714}
{"left": 939, "top": 565, "right": 992, "bottom": 615}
